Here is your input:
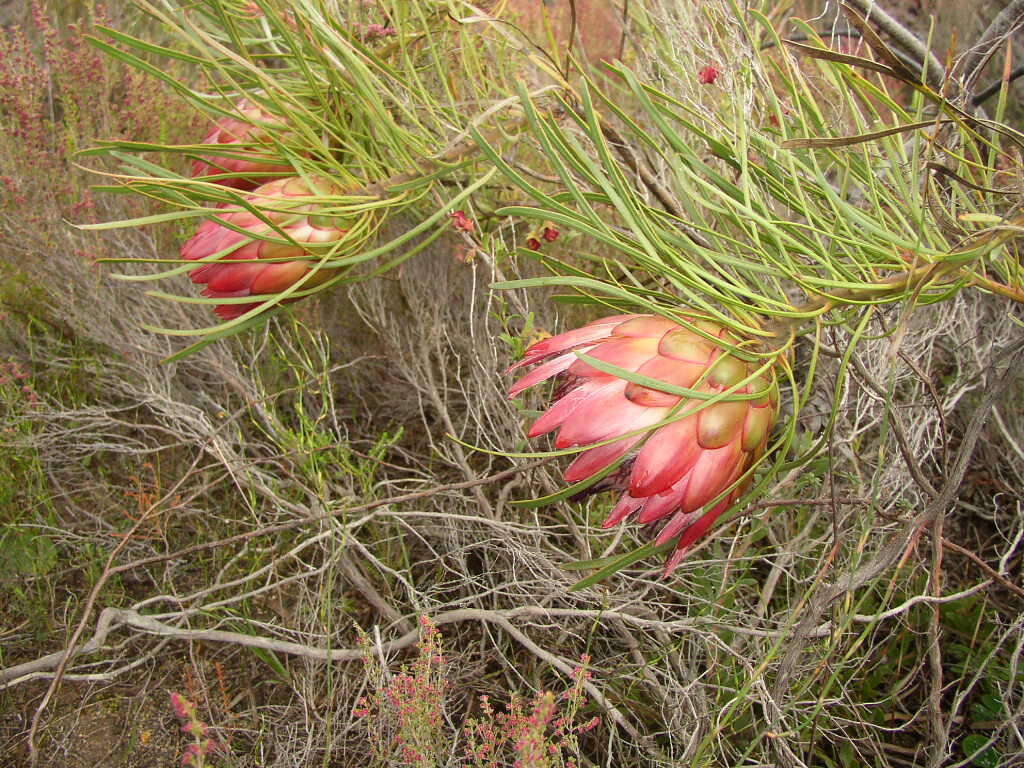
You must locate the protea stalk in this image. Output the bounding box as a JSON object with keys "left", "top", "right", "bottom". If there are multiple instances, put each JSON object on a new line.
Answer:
{"left": 508, "top": 314, "right": 779, "bottom": 575}
{"left": 182, "top": 176, "right": 365, "bottom": 320}
{"left": 191, "top": 100, "right": 294, "bottom": 190}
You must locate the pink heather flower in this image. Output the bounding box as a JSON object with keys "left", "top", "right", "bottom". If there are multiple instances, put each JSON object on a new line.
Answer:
{"left": 508, "top": 314, "right": 779, "bottom": 574}
{"left": 363, "top": 23, "right": 397, "bottom": 40}
{"left": 182, "top": 176, "right": 356, "bottom": 319}
{"left": 181, "top": 720, "right": 208, "bottom": 737}
{"left": 192, "top": 99, "right": 294, "bottom": 190}
{"left": 181, "top": 742, "right": 201, "bottom": 767}
{"left": 169, "top": 692, "right": 195, "bottom": 720}
{"left": 698, "top": 65, "right": 720, "bottom": 85}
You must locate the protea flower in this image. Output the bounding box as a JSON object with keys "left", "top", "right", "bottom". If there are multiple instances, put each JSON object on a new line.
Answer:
{"left": 191, "top": 100, "right": 294, "bottom": 189}
{"left": 508, "top": 314, "right": 779, "bottom": 575}
{"left": 182, "top": 176, "right": 364, "bottom": 320}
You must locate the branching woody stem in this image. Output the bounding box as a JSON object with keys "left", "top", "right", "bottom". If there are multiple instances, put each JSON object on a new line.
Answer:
{"left": 365, "top": 117, "right": 528, "bottom": 198}
{"left": 766, "top": 217, "right": 1024, "bottom": 341}
{"left": 960, "top": 0, "right": 1024, "bottom": 89}
{"left": 841, "top": 0, "right": 946, "bottom": 93}
{"left": 763, "top": 260, "right": 957, "bottom": 342}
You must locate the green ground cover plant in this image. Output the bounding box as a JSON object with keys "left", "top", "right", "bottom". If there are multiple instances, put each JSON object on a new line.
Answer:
{"left": 1, "top": 1, "right": 1022, "bottom": 766}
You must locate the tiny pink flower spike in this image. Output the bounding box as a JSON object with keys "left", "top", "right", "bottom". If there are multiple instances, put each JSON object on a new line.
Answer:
{"left": 508, "top": 313, "right": 779, "bottom": 575}
{"left": 191, "top": 99, "right": 294, "bottom": 190}
{"left": 182, "top": 176, "right": 359, "bottom": 320}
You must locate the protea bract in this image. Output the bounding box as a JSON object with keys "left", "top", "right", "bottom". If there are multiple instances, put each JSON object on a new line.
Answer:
{"left": 191, "top": 100, "right": 294, "bottom": 190}
{"left": 182, "top": 176, "right": 368, "bottom": 320}
{"left": 508, "top": 314, "right": 779, "bottom": 575}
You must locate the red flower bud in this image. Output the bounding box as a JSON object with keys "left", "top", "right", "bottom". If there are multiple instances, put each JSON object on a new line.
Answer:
{"left": 698, "top": 65, "right": 720, "bottom": 85}
{"left": 450, "top": 210, "right": 475, "bottom": 233}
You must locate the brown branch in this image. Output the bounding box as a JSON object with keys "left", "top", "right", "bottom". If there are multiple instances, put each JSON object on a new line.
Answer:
{"left": 941, "top": 537, "right": 1024, "bottom": 601}
{"left": 960, "top": 0, "right": 1024, "bottom": 90}
{"left": 20, "top": 458, "right": 547, "bottom": 763}
{"left": 107, "top": 460, "right": 549, "bottom": 577}
{"left": 597, "top": 122, "right": 712, "bottom": 249}
{"left": 25, "top": 509, "right": 155, "bottom": 766}
{"left": 339, "top": 557, "right": 415, "bottom": 635}
{"left": 896, "top": 349, "right": 949, "bottom": 473}
{"left": 749, "top": 496, "right": 870, "bottom": 510}
{"left": 841, "top": 0, "right": 946, "bottom": 93}
{"left": 926, "top": 508, "right": 947, "bottom": 768}
{"left": 850, "top": 355, "right": 939, "bottom": 499}
{"left": 768, "top": 340, "right": 1024, "bottom": 767}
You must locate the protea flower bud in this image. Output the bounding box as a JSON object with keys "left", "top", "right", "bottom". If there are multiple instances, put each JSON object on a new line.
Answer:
{"left": 508, "top": 313, "right": 779, "bottom": 575}
{"left": 182, "top": 176, "right": 364, "bottom": 320}
{"left": 191, "top": 100, "right": 294, "bottom": 190}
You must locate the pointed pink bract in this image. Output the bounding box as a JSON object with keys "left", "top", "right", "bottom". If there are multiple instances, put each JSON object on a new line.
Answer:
{"left": 507, "top": 316, "right": 630, "bottom": 372}
{"left": 508, "top": 349, "right": 587, "bottom": 398}
{"left": 527, "top": 378, "right": 618, "bottom": 438}
{"left": 563, "top": 434, "right": 642, "bottom": 483}
{"left": 629, "top": 416, "right": 702, "bottom": 497}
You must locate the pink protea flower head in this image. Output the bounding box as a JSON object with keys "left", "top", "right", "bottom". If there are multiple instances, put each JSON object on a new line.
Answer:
{"left": 191, "top": 99, "right": 295, "bottom": 190}
{"left": 182, "top": 175, "right": 366, "bottom": 319}
{"left": 508, "top": 313, "right": 779, "bottom": 575}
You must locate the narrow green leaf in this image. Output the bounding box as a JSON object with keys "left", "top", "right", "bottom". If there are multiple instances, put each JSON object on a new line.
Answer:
{"left": 782, "top": 119, "right": 947, "bottom": 150}
{"left": 568, "top": 542, "right": 672, "bottom": 591}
